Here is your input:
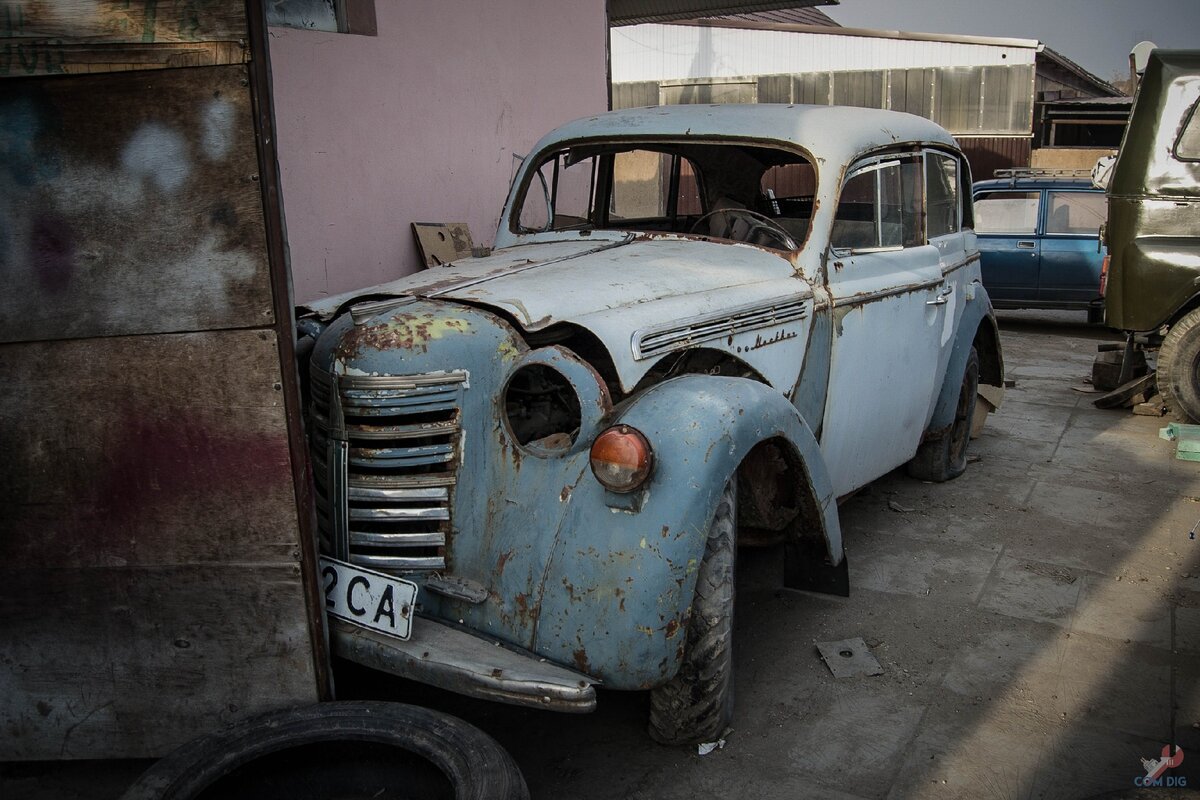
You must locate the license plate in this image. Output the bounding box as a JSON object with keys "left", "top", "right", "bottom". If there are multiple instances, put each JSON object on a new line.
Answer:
{"left": 319, "top": 557, "right": 418, "bottom": 641}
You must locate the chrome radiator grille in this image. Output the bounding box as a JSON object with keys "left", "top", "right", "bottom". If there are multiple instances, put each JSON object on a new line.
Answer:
{"left": 310, "top": 369, "right": 467, "bottom": 574}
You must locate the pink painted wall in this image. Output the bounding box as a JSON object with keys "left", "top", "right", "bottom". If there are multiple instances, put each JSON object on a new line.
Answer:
{"left": 267, "top": 2, "right": 609, "bottom": 303}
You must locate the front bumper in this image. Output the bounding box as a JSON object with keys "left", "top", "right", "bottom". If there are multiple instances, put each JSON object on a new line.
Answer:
{"left": 330, "top": 617, "right": 598, "bottom": 713}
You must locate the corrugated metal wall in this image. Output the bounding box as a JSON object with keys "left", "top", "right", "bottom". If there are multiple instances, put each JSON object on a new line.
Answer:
{"left": 610, "top": 24, "right": 1038, "bottom": 83}
{"left": 614, "top": 64, "right": 1036, "bottom": 137}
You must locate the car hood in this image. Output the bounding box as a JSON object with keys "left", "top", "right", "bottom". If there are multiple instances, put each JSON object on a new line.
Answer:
{"left": 301, "top": 234, "right": 807, "bottom": 391}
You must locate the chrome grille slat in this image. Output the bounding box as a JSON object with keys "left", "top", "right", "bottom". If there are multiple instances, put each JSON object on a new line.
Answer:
{"left": 352, "top": 554, "right": 446, "bottom": 570}
{"left": 349, "top": 507, "right": 451, "bottom": 521}
{"left": 351, "top": 531, "right": 446, "bottom": 546}
{"left": 310, "top": 368, "right": 466, "bottom": 575}
{"left": 349, "top": 486, "right": 450, "bottom": 501}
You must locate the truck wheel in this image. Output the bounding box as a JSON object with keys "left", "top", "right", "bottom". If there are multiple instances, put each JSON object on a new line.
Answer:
{"left": 648, "top": 476, "right": 736, "bottom": 746}
{"left": 906, "top": 347, "right": 979, "bottom": 482}
{"left": 1159, "top": 307, "right": 1200, "bottom": 422}
{"left": 120, "top": 701, "right": 529, "bottom": 800}
{"left": 1087, "top": 306, "right": 1105, "bottom": 325}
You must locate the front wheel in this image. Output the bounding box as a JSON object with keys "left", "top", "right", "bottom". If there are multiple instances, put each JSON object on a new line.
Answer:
{"left": 906, "top": 347, "right": 980, "bottom": 482}
{"left": 1158, "top": 307, "right": 1200, "bottom": 422}
{"left": 648, "top": 476, "right": 736, "bottom": 745}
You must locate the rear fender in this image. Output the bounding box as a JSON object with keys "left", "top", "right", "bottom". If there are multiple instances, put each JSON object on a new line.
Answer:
{"left": 927, "top": 287, "right": 1002, "bottom": 432}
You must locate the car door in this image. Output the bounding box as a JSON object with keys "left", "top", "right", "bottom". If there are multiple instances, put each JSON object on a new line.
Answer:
{"left": 821, "top": 153, "right": 948, "bottom": 498}
{"left": 1038, "top": 188, "right": 1107, "bottom": 305}
{"left": 973, "top": 188, "right": 1042, "bottom": 304}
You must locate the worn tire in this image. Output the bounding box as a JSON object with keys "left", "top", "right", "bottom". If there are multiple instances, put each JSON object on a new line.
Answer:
{"left": 1159, "top": 307, "right": 1200, "bottom": 422}
{"left": 120, "top": 701, "right": 529, "bottom": 800}
{"left": 906, "top": 347, "right": 980, "bottom": 482}
{"left": 648, "top": 476, "right": 736, "bottom": 746}
{"left": 1087, "top": 305, "right": 1105, "bottom": 325}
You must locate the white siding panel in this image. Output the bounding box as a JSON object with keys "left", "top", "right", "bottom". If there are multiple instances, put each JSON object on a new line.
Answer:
{"left": 611, "top": 25, "right": 1038, "bottom": 83}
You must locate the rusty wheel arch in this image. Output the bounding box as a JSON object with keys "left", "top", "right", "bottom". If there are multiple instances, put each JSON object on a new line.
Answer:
{"left": 972, "top": 316, "right": 1004, "bottom": 389}
{"left": 735, "top": 436, "right": 826, "bottom": 551}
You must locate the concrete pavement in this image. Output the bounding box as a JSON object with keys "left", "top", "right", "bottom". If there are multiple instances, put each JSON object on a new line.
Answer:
{"left": 3, "top": 311, "right": 1197, "bottom": 799}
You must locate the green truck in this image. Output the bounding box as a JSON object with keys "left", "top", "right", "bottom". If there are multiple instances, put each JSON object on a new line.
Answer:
{"left": 1103, "top": 50, "right": 1200, "bottom": 420}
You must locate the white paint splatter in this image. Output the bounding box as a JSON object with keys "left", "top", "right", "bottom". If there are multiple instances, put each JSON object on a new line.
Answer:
{"left": 120, "top": 122, "right": 190, "bottom": 193}
{"left": 200, "top": 99, "right": 237, "bottom": 161}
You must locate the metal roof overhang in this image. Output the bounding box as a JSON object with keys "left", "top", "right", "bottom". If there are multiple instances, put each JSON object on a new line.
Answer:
{"left": 609, "top": 0, "right": 837, "bottom": 26}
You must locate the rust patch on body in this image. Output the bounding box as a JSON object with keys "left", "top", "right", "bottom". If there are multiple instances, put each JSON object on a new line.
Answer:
{"left": 339, "top": 312, "right": 470, "bottom": 357}
{"left": 664, "top": 618, "right": 680, "bottom": 639}
{"left": 495, "top": 550, "right": 513, "bottom": 578}
{"left": 573, "top": 648, "right": 592, "bottom": 674}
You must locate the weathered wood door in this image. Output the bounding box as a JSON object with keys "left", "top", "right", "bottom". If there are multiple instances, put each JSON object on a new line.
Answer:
{"left": 0, "top": 0, "right": 328, "bottom": 759}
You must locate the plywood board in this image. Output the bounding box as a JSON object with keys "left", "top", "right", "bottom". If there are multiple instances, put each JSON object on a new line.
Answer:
{"left": 0, "top": 64, "right": 274, "bottom": 343}
{"left": 412, "top": 222, "right": 474, "bottom": 267}
{"left": 0, "top": 564, "right": 318, "bottom": 760}
{"left": 0, "top": 329, "right": 301, "bottom": 570}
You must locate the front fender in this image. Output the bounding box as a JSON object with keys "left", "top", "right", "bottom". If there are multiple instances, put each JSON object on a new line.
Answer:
{"left": 532, "top": 375, "right": 841, "bottom": 689}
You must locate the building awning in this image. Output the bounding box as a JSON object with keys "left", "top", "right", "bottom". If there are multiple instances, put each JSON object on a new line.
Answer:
{"left": 609, "top": 0, "right": 836, "bottom": 26}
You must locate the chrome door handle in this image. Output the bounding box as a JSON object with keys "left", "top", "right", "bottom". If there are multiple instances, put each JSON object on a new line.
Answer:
{"left": 927, "top": 285, "right": 953, "bottom": 306}
{"left": 1016, "top": 240, "right": 1036, "bottom": 249}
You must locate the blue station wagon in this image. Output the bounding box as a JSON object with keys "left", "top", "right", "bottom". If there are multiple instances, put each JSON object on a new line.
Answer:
{"left": 973, "top": 171, "right": 1107, "bottom": 323}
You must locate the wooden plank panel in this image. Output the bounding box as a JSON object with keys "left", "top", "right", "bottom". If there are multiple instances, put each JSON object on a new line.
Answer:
{"left": 0, "top": 329, "right": 302, "bottom": 569}
{"left": 0, "top": 40, "right": 247, "bottom": 77}
{"left": 0, "top": 63, "right": 273, "bottom": 343}
{"left": 0, "top": 0, "right": 247, "bottom": 44}
{"left": 0, "top": 564, "right": 318, "bottom": 760}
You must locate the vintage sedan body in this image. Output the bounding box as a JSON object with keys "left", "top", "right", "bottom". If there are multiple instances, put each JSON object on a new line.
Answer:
{"left": 298, "top": 104, "right": 1004, "bottom": 743}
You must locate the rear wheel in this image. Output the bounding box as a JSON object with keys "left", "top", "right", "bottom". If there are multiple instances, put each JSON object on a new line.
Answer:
{"left": 648, "top": 476, "right": 736, "bottom": 746}
{"left": 906, "top": 347, "right": 979, "bottom": 482}
{"left": 1158, "top": 307, "right": 1200, "bottom": 422}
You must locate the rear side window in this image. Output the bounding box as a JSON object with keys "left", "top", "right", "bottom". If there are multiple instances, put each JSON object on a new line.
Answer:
{"left": 1045, "top": 191, "right": 1106, "bottom": 235}
{"left": 926, "top": 153, "right": 960, "bottom": 238}
{"left": 974, "top": 191, "right": 1040, "bottom": 234}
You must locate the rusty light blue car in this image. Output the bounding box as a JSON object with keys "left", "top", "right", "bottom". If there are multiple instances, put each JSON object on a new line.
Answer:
{"left": 297, "top": 103, "right": 1004, "bottom": 744}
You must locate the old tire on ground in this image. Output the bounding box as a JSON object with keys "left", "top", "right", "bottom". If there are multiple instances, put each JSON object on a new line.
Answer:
{"left": 648, "top": 476, "right": 736, "bottom": 746}
{"left": 1087, "top": 305, "right": 1105, "bottom": 325}
{"left": 1158, "top": 307, "right": 1200, "bottom": 422}
{"left": 906, "top": 347, "right": 980, "bottom": 482}
{"left": 120, "top": 701, "right": 529, "bottom": 800}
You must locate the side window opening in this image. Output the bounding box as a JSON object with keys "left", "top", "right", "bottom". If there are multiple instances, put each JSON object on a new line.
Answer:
{"left": 831, "top": 155, "right": 923, "bottom": 251}
{"left": 1045, "top": 191, "right": 1106, "bottom": 235}
{"left": 973, "top": 191, "right": 1040, "bottom": 235}
{"left": 1175, "top": 98, "right": 1200, "bottom": 160}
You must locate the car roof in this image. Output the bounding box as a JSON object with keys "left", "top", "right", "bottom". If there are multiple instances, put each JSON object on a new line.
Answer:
{"left": 527, "top": 104, "right": 959, "bottom": 169}
{"left": 974, "top": 177, "right": 1100, "bottom": 193}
